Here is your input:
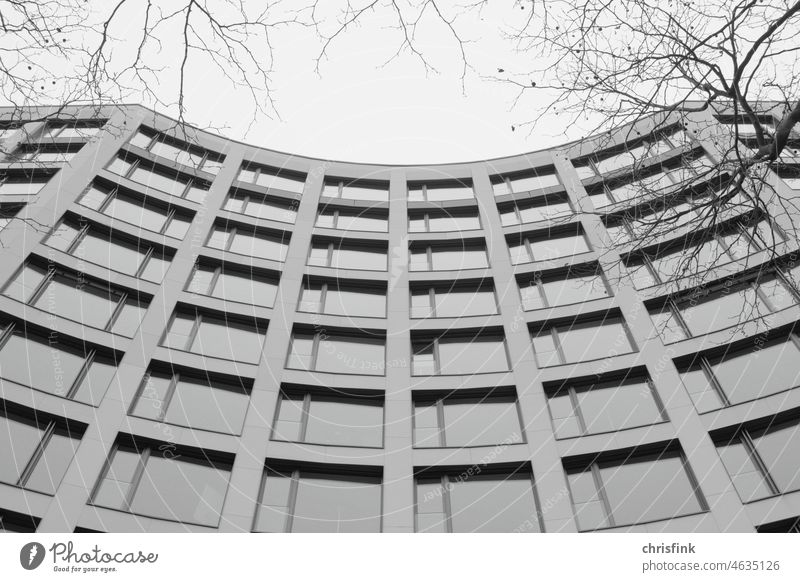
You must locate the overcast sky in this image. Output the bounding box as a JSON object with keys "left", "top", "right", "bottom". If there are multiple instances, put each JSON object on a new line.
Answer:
{"left": 165, "top": 2, "right": 565, "bottom": 164}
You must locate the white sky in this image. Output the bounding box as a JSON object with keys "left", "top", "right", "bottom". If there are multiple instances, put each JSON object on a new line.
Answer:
{"left": 170, "top": 2, "right": 566, "bottom": 164}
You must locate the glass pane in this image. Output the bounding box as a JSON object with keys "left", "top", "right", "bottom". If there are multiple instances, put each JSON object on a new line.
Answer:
{"left": 104, "top": 195, "right": 167, "bottom": 232}
{"left": 162, "top": 313, "right": 195, "bottom": 350}
{"left": 72, "top": 356, "right": 116, "bottom": 405}
{"left": 576, "top": 379, "right": 664, "bottom": 434}
{"left": 165, "top": 377, "right": 249, "bottom": 434}
{"left": 753, "top": 420, "right": 800, "bottom": 493}
{"left": 324, "top": 287, "right": 386, "bottom": 318}
{"left": 680, "top": 286, "right": 770, "bottom": 337}
{"left": 568, "top": 471, "right": 608, "bottom": 530}
{"left": 164, "top": 215, "right": 191, "bottom": 239}
{"left": 130, "top": 454, "right": 229, "bottom": 526}
{"left": 449, "top": 474, "right": 540, "bottom": 533}
{"left": 340, "top": 184, "right": 388, "bottom": 202}
{"left": 430, "top": 247, "right": 488, "bottom": 270}
{"left": 3, "top": 264, "right": 47, "bottom": 303}
{"left": 213, "top": 271, "right": 277, "bottom": 307}
{"left": 413, "top": 402, "right": 440, "bottom": 447}
{"left": 548, "top": 392, "right": 581, "bottom": 439}
{"left": 254, "top": 471, "right": 291, "bottom": 532}
{"left": 92, "top": 448, "right": 139, "bottom": 509}
{"left": 140, "top": 253, "right": 170, "bottom": 283}
{"left": 415, "top": 479, "right": 447, "bottom": 532}
{"left": 191, "top": 318, "right": 264, "bottom": 362}
{"left": 529, "top": 233, "right": 590, "bottom": 261}
{"left": 245, "top": 197, "right": 296, "bottom": 223}
{"left": 272, "top": 395, "right": 304, "bottom": 441}
{"left": 424, "top": 185, "right": 473, "bottom": 201}
{"left": 557, "top": 318, "right": 635, "bottom": 363}
{"left": 442, "top": 397, "right": 523, "bottom": 447}
{"left": 508, "top": 173, "right": 559, "bottom": 193}
{"left": 542, "top": 274, "right": 609, "bottom": 306}
{"left": 717, "top": 441, "right": 772, "bottom": 502}
{"left": 434, "top": 288, "right": 497, "bottom": 317}
{"left": 131, "top": 373, "right": 172, "bottom": 420}
{"left": 427, "top": 214, "right": 480, "bottom": 232}
{"left": 34, "top": 276, "right": 117, "bottom": 330}
{"left": 0, "top": 332, "right": 85, "bottom": 395}
{"left": 410, "top": 289, "right": 433, "bottom": 318}
{"left": 437, "top": 336, "right": 508, "bottom": 375}
{"left": 286, "top": 335, "right": 314, "bottom": 370}
{"left": 532, "top": 331, "right": 561, "bottom": 367}
{"left": 291, "top": 473, "right": 382, "bottom": 532}
{"left": 298, "top": 285, "right": 323, "bottom": 313}
{"left": 79, "top": 186, "right": 108, "bottom": 210}
{"left": 336, "top": 212, "right": 387, "bottom": 233}
{"left": 255, "top": 172, "right": 305, "bottom": 193}
{"left": 73, "top": 233, "right": 144, "bottom": 276}
{"left": 600, "top": 455, "right": 703, "bottom": 526}
{"left": 229, "top": 232, "right": 288, "bottom": 262}
{"left": 25, "top": 428, "right": 80, "bottom": 494}
{"left": 111, "top": 301, "right": 145, "bottom": 337}
{"left": 305, "top": 397, "right": 383, "bottom": 447}
{"left": 330, "top": 247, "right": 386, "bottom": 271}
{"left": 315, "top": 336, "right": 385, "bottom": 375}
{"left": 0, "top": 412, "right": 43, "bottom": 485}
{"left": 186, "top": 267, "right": 215, "bottom": 295}
{"left": 44, "top": 221, "right": 81, "bottom": 252}
{"left": 711, "top": 338, "right": 800, "bottom": 404}
{"left": 650, "top": 308, "right": 687, "bottom": 343}
{"left": 680, "top": 367, "right": 724, "bottom": 413}
{"left": 129, "top": 165, "right": 188, "bottom": 197}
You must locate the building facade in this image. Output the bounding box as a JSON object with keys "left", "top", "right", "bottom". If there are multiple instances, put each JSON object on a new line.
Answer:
{"left": 0, "top": 104, "right": 798, "bottom": 533}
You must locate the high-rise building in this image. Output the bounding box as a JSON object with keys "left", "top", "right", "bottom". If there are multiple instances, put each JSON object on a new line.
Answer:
{"left": 0, "top": 103, "right": 798, "bottom": 533}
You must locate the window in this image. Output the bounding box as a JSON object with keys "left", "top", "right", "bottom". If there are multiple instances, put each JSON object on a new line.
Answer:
{"left": 107, "top": 154, "right": 210, "bottom": 203}
{"left": 519, "top": 265, "right": 611, "bottom": 310}
{"left": 272, "top": 389, "right": 383, "bottom": 447}
{"left": 0, "top": 403, "right": 83, "bottom": 495}
{"left": 131, "top": 368, "right": 250, "bottom": 434}
{"left": 3, "top": 262, "right": 147, "bottom": 336}
{"left": 547, "top": 373, "right": 667, "bottom": 438}
{"left": 92, "top": 439, "right": 231, "bottom": 527}
{"left": 778, "top": 166, "right": 800, "bottom": 189}
{"left": 0, "top": 509, "right": 39, "bottom": 533}
{"left": 625, "top": 218, "right": 785, "bottom": 288}
{"left": 79, "top": 183, "right": 192, "bottom": 238}
{"left": 409, "top": 209, "right": 481, "bottom": 232}
{"left": 565, "top": 445, "right": 706, "bottom": 530}
{"left": 11, "top": 144, "right": 82, "bottom": 163}
{"left": 492, "top": 169, "right": 560, "bottom": 195}
{"left": 411, "top": 332, "right": 509, "bottom": 375}
{"left": 224, "top": 189, "right": 297, "bottom": 224}
{"left": 408, "top": 181, "right": 474, "bottom": 201}
{"left": 254, "top": 466, "right": 382, "bottom": 532}
{"left": 0, "top": 204, "right": 24, "bottom": 233}
{"left": 286, "top": 330, "right": 386, "bottom": 376}
{"left": 757, "top": 517, "right": 800, "bottom": 533}
{"left": 677, "top": 332, "right": 800, "bottom": 412}
{"left": 323, "top": 179, "right": 389, "bottom": 202}
{"left": 650, "top": 272, "right": 797, "bottom": 343}
{"left": 206, "top": 223, "right": 289, "bottom": 262}
{"left": 161, "top": 310, "right": 266, "bottom": 363}
{"left": 0, "top": 171, "right": 51, "bottom": 196}
{"left": 298, "top": 280, "right": 386, "bottom": 318}
{"left": 415, "top": 467, "right": 542, "bottom": 532}
{"left": 128, "top": 128, "right": 225, "bottom": 174}
{"left": 413, "top": 390, "right": 523, "bottom": 447}
{"left": 308, "top": 240, "right": 387, "bottom": 271}
{"left": 186, "top": 263, "right": 278, "bottom": 307}
{"left": 582, "top": 136, "right": 675, "bottom": 177}
{"left": 316, "top": 207, "right": 388, "bottom": 232}
{"left": 0, "top": 322, "right": 117, "bottom": 404}
{"left": 509, "top": 228, "right": 590, "bottom": 264}
{"left": 410, "top": 283, "right": 497, "bottom": 318}
{"left": 409, "top": 243, "right": 489, "bottom": 271}
{"left": 715, "top": 414, "right": 800, "bottom": 502}
{"left": 531, "top": 313, "right": 636, "bottom": 367}
{"left": 43, "top": 218, "right": 173, "bottom": 282}
{"left": 499, "top": 196, "right": 572, "bottom": 226}
{"left": 43, "top": 121, "right": 105, "bottom": 140}
{"left": 238, "top": 164, "right": 305, "bottom": 193}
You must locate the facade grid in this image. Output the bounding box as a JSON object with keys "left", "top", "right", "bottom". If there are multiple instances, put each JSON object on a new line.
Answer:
{"left": 0, "top": 104, "right": 798, "bottom": 533}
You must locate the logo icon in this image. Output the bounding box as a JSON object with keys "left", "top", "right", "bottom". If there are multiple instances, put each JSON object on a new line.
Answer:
{"left": 20, "top": 542, "right": 46, "bottom": 570}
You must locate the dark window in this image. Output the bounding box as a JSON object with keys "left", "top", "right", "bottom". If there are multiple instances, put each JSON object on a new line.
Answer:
{"left": 531, "top": 314, "right": 636, "bottom": 366}
{"left": 411, "top": 332, "right": 509, "bottom": 375}
{"left": 186, "top": 263, "right": 278, "bottom": 307}
{"left": 286, "top": 331, "right": 386, "bottom": 376}
{"left": 298, "top": 280, "right": 386, "bottom": 318}
{"left": 161, "top": 310, "right": 267, "bottom": 363}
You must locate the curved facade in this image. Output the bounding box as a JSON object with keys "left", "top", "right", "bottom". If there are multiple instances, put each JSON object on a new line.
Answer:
{"left": 0, "top": 104, "right": 799, "bottom": 533}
